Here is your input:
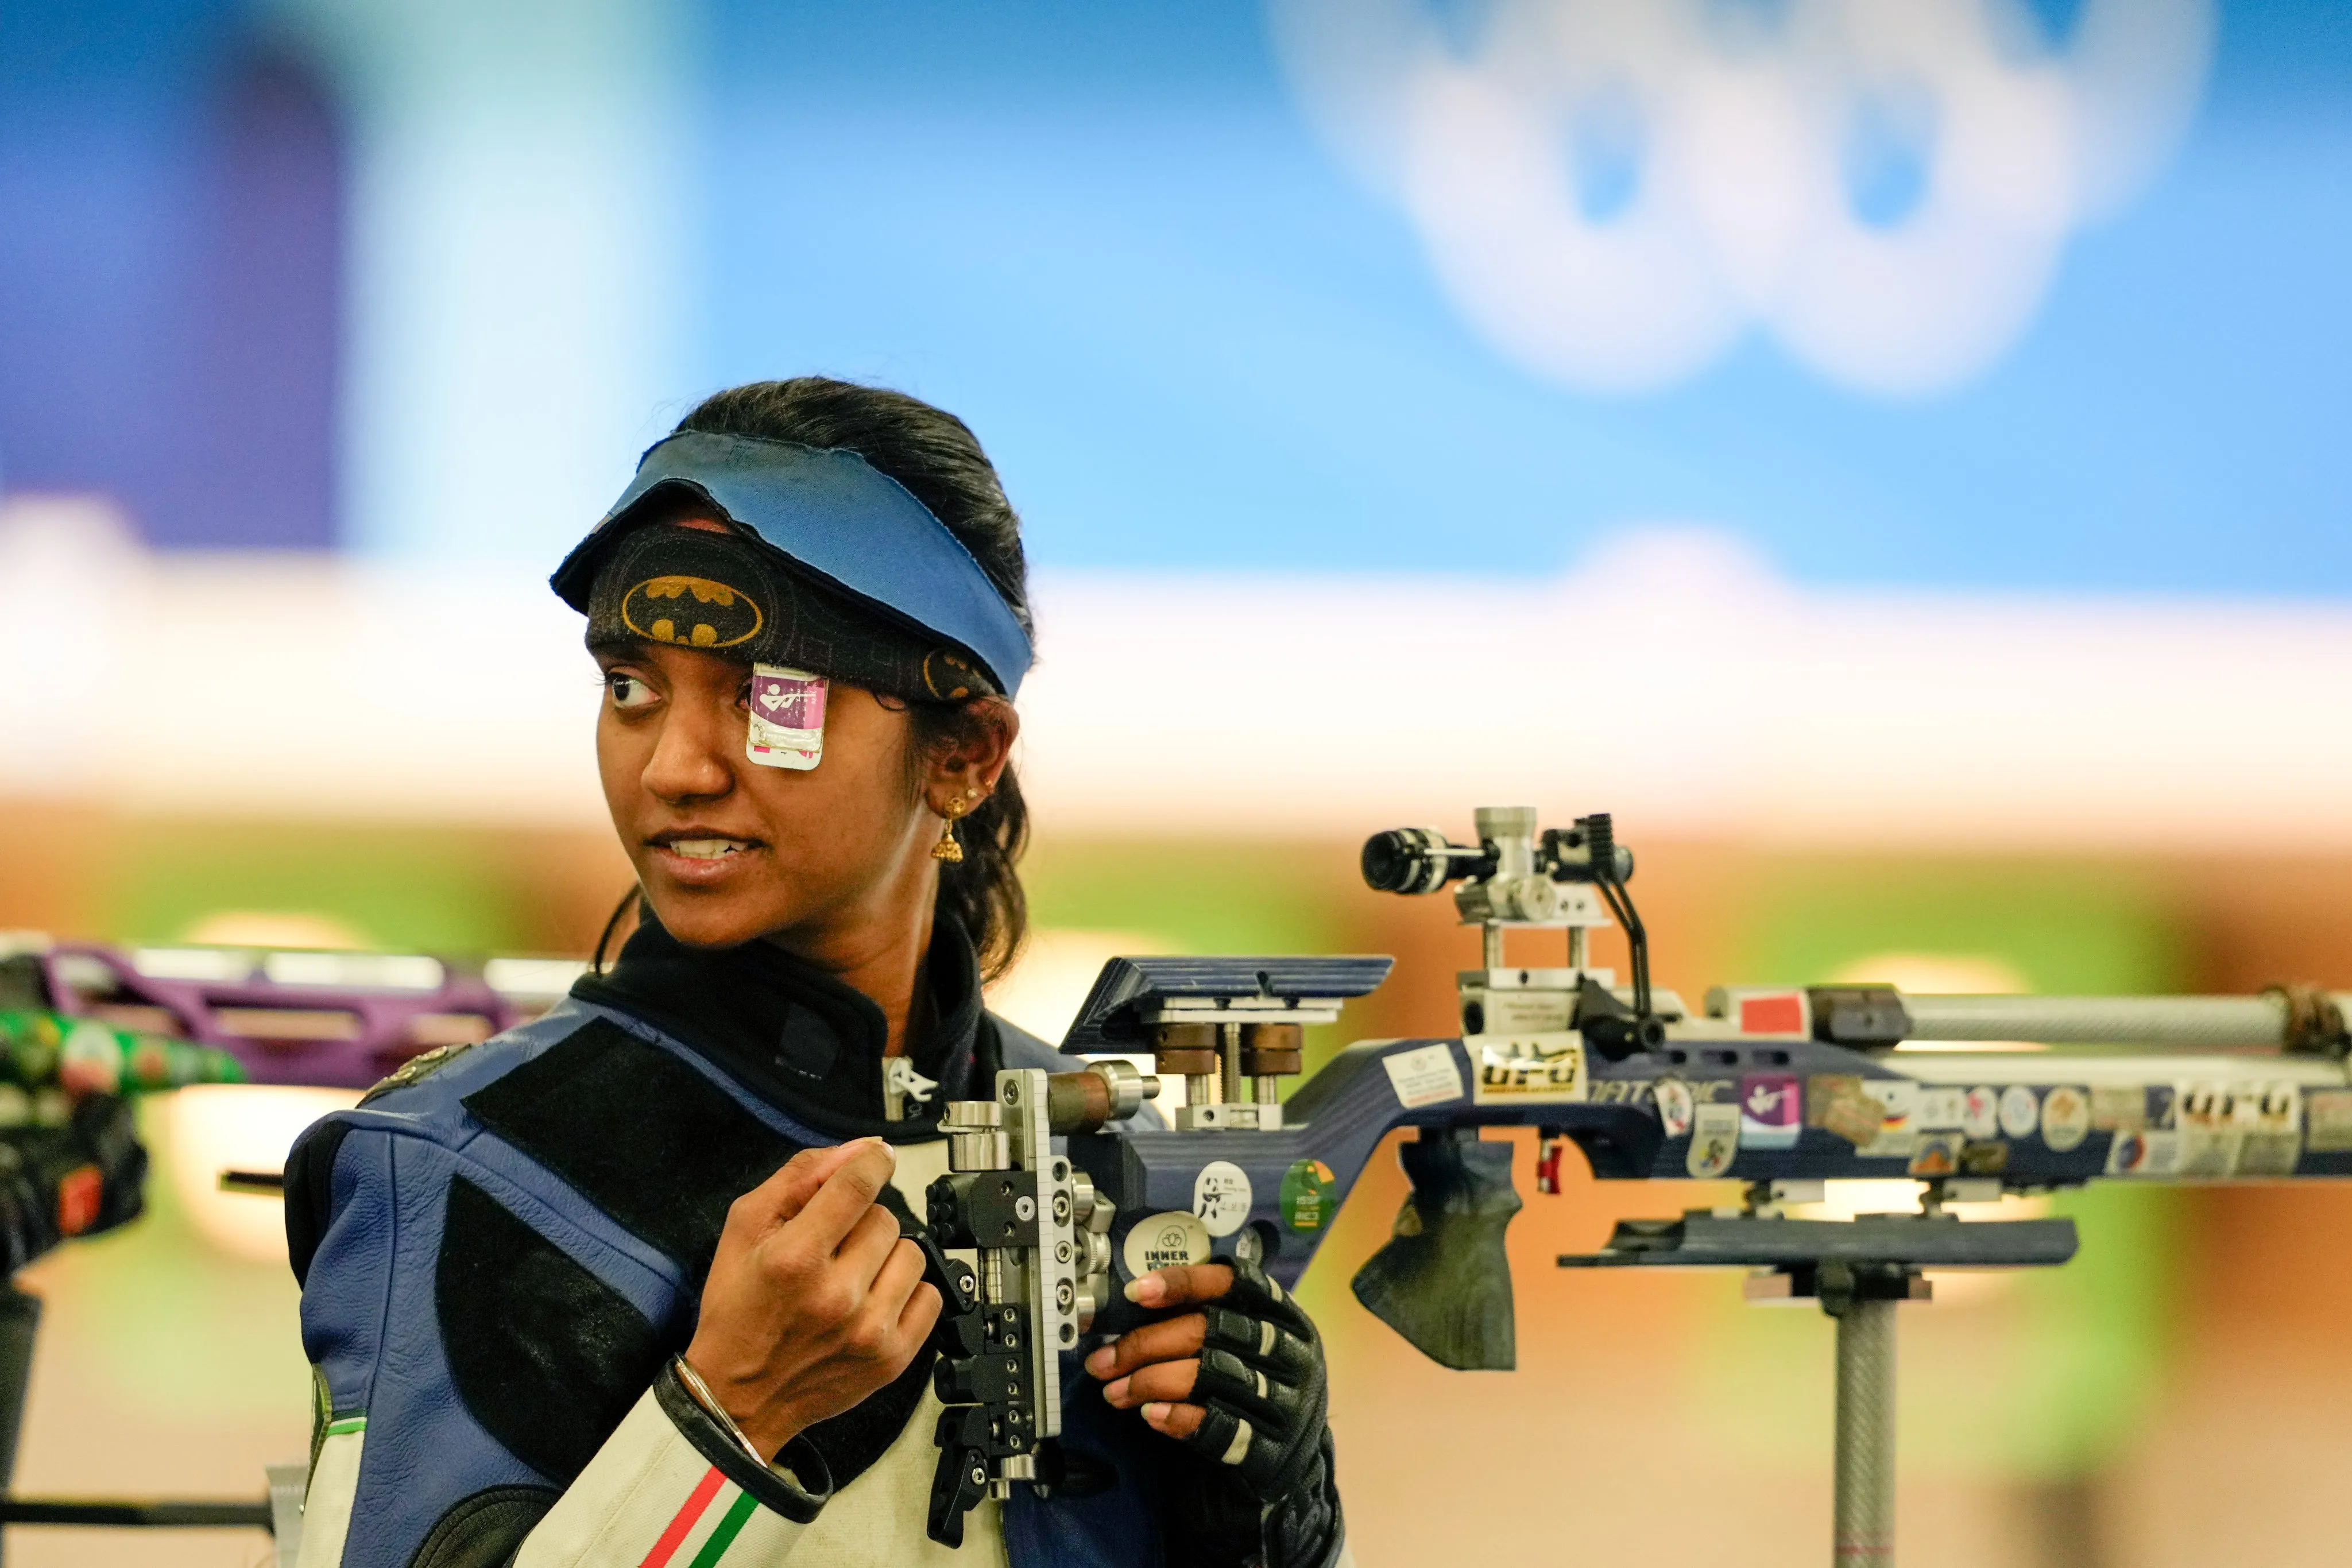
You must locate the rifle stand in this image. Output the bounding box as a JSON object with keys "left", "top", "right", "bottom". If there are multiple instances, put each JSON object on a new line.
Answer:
{"left": 1562, "top": 1199, "right": 2078, "bottom": 1567}
{"left": 1746, "top": 1261, "right": 1924, "bottom": 1568}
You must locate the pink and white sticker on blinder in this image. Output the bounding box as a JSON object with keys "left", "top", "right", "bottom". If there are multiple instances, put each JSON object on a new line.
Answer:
{"left": 746, "top": 663, "right": 827, "bottom": 771}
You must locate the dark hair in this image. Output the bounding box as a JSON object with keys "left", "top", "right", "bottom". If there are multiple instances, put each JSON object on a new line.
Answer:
{"left": 674, "top": 378, "right": 1032, "bottom": 980}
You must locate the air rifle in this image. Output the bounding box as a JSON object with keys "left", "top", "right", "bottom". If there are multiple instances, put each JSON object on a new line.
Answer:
{"left": 920, "top": 806, "right": 2352, "bottom": 1563}
{"left": 0, "top": 937, "right": 584, "bottom": 1091}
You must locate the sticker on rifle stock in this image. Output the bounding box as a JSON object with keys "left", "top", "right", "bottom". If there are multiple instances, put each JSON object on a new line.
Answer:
{"left": 1123, "top": 1210, "right": 1212, "bottom": 1277}
{"left": 2106, "top": 1128, "right": 2180, "bottom": 1178}
{"left": 1279, "top": 1159, "right": 1337, "bottom": 1232}
{"left": 1998, "top": 1085, "right": 2041, "bottom": 1141}
{"left": 1908, "top": 1132, "right": 1965, "bottom": 1178}
{"left": 1192, "top": 1160, "right": 1253, "bottom": 1238}
{"left": 1961, "top": 1087, "right": 2000, "bottom": 1141}
{"left": 1655, "top": 1078, "right": 1696, "bottom": 1139}
{"left": 1739, "top": 1074, "right": 1801, "bottom": 1149}
{"left": 1687, "top": 1102, "right": 1740, "bottom": 1178}
{"left": 2091, "top": 1085, "right": 2147, "bottom": 1132}
{"left": 1382, "top": 1043, "right": 1464, "bottom": 1110}
{"left": 1916, "top": 1087, "right": 1969, "bottom": 1131}
{"left": 1960, "top": 1139, "right": 2009, "bottom": 1176}
{"left": 2040, "top": 1085, "right": 2091, "bottom": 1152}
{"left": 1472, "top": 1038, "right": 1588, "bottom": 1103}
{"left": 2306, "top": 1089, "right": 2352, "bottom": 1153}
{"left": 2177, "top": 1081, "right": 2250, "bottom": 1176}
{"left": 1806, "top": 1075, "right": 1882, "bottom": 1148}
{"left": 2239, "top": 1081, "right": 2302, "bottom": 1176}
{"left": 1857, "top": 1080, "right": 1919, "bottom": 1159}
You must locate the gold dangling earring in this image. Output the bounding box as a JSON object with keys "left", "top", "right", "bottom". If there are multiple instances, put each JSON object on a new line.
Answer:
{"left": 931, "top": 795, "right": 970, "bottom": 863}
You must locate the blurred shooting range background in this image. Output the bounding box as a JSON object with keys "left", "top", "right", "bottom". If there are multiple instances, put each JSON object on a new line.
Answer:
{"left": 2, "top": 0, "right": 2350, "bottom": 1562}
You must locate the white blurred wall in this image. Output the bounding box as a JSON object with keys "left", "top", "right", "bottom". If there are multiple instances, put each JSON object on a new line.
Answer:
{"left": 5, "top": 500, "right": 2346, "bottom": 852}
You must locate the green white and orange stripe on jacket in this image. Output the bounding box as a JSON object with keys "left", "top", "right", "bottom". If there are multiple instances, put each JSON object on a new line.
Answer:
{"left": 297, "top": 1358, "right": 1012, "bottom": 1568}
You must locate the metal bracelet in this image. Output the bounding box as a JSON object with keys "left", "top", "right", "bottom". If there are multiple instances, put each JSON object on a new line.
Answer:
{"left": 671, "top": 1356, "right": 791, "bottom": 1477}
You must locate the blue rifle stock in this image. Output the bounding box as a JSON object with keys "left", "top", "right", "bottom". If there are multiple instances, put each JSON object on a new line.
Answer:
{"left": 921, "top": 807, "right": 2352, "bottom": 1556}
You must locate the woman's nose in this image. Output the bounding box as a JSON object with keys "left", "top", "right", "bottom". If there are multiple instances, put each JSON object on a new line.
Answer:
{"left": 642, "top": 705, "right": 735, "bottom": 803}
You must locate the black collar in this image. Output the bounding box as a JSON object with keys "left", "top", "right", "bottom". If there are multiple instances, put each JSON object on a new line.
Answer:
{"left": 569, "top": 911, "right": 988, "bottom": 1141}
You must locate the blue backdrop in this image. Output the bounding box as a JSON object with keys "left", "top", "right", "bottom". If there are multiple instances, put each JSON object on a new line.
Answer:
{"left": 2, "top": 0, "right": 2346, "bottom": 593}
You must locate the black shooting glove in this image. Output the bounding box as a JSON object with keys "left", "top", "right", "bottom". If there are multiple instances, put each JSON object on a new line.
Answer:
{"left": 1159, "top": 1256, "right": 1344, "bottom": 1568}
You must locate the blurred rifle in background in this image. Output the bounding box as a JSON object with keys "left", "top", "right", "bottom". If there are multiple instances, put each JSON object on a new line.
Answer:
{"left": 0, "top": 937, "right": 585, "bottom": 1553}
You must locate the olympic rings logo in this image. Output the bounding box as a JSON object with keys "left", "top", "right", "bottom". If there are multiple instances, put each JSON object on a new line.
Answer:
{"left": 1269, "top": 0, "right": 2214, "bottom": 396}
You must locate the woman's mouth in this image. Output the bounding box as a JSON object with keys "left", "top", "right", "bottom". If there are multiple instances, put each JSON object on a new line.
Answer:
{"left": 664, "top": 838, "right": 752, "bottom": 860}
{"left": 645, "top": 832, "right": 765, "bottom": 882}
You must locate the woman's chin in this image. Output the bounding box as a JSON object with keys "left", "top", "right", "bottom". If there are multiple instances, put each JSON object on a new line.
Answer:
{"left": 640, "top": 885, "right": 786, "bottom": 950}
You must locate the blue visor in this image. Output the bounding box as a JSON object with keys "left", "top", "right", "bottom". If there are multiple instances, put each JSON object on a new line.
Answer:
{"left": 552, "top": 432, "right": 1033, "bottom": 697}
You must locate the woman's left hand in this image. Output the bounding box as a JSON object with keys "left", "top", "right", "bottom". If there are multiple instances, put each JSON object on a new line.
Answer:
{"left": 1082, "top": 1257, "right": 1332, "bottom": 1501}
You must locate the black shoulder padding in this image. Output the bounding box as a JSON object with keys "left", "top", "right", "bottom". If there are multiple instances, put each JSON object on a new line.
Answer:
{"left": 284, "top": 1118, "right": 353, "bottom": 1288}
{"left": 461, "top": 1018, "right": 803, "bottom": 1280}
{"left": 437, "top": 1176, "right": 664, "bottom": 1484}
{"left": 407, "top": 1485, "right": 558, "bottom": 1568}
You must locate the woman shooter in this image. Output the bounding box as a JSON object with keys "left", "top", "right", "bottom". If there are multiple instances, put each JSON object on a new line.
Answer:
{"left": 283, "top": 380, "right": 1347, "bottom": 1568}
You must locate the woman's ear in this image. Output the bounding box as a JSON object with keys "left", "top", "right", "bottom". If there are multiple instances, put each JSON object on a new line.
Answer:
{"left": 922, "top": 699, "right": 1019, "bottom": 816}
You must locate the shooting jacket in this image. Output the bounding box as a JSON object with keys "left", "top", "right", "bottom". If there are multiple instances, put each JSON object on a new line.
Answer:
{"left": 285, "top": 915, "right": 1344, "bottom": 1568}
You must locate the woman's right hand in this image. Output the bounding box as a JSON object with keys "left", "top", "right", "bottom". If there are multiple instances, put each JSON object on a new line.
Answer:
{"left": 684, "top": 1137, "right": 943, "bottom": 1458}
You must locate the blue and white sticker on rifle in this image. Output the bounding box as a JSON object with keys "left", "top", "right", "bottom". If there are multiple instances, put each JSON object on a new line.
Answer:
{"left": 1383, "top": 1044, "right": 1464, "bottom": 1110}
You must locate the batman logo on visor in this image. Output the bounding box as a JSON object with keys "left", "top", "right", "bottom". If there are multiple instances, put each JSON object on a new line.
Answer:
{"left": 621, "top": 575, "right": 763, "bottom": 649}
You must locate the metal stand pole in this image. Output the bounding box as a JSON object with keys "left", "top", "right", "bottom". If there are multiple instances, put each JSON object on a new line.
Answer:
{"left": 1831, "top": 1296, "right": 1897, "bottom": 1568}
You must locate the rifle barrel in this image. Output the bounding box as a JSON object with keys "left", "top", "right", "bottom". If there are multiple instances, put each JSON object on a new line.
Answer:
{"left": 1900, "top": 993, "right": 2299, "bottom": 1048}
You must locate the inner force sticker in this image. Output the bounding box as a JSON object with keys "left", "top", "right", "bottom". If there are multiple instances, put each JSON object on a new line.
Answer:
{"left": 1123, "top": 1210, "right": 1212, "bottom": 1277}
{"left": 1472, "top": 1037, "right": 1588, "bottom": 1104}
{"left": 1738, "top": 1074, "right": 1801, "bottom": 1150}
{"left": 1687, "top": 1102, "right": 1740, "bottom": 1178}
{"left": 2040, "top": 1085, "right": 2092, "bottom": 1152}
{"left": 1998, "top": 1084, "right": 2041, "bottom": 1141}
{"left": 1278, "top": 1159, "right": 1337, "bottom": 1232}
{"left": 1655, "top": 1078, "right": 1696, "bottom": 1139}
{"left": 1382, "top": 1044, "right": 1465, "bottom": 1110}
{"left": 746, "top": 664, "right": 828, "bottom": 770}
{"left": 1192, "top": 1160, "right": 1254, "bottom": 1237}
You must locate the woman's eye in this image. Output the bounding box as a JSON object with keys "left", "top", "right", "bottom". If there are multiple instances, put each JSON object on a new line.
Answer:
{"left": 606, "top": 673, "right": 657, "bottom": 710}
